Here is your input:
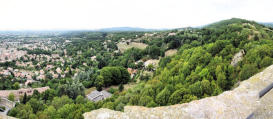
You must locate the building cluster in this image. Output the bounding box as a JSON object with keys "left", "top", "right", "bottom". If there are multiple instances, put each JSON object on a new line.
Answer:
{"left": 0, "top": 38, "right": 69, "bottom": 81}
{"left": 0, "top": 48, "right": 27, "bottom": 62}
{"left": 86, "top": 90, "right": 112, "bottom": 102}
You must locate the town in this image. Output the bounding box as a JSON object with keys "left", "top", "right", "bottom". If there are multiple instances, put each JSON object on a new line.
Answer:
{"left": 0, "top": 31, "right": 163, "bottom": 118}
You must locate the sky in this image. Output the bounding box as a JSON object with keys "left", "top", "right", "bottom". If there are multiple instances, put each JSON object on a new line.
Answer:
{"left": 0, "top": 0, "right": 272, "bottom": 31}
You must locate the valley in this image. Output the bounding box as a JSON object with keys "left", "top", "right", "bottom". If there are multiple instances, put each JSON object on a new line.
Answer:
{"left": 0, "top": 18, "right": 273, "bottom": 119}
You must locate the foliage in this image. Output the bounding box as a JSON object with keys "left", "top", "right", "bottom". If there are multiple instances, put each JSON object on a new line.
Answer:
{"left": 8, "top": 93, "right": 15, "bottom": 101}
{"left": 96, "top": 66, "right": 130, "bottom": 89}
{"left": 5, "top": 18, "right": 273, "bottom": 119}
{"left": 89, "top": 18, "right": 273, "bottom": 111}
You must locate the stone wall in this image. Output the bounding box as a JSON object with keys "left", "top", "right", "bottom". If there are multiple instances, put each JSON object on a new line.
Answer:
{"left": 0, "top": 86, "right": 50, "bottom": 100}
{"left": 84, "top": 64, "right": 273, "bottom": 119}
{"left": 0, "top": 98, "right": 16, "bottom": 109}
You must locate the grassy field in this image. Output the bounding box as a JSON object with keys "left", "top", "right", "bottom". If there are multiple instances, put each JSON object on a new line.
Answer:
{"left": 84, "top": 87, "right": 96, "bottom": 95}
{"left": 104, "top": 81, "right": 138, "bottom": 91}
{"left": 117, "top": 42, "right": 147, "bottom": 52}
{"left": 165, "top": 49, "right": 177, "bottom": 56}
{"left": 85, "top": 82, "right": 138, "bottom": 95}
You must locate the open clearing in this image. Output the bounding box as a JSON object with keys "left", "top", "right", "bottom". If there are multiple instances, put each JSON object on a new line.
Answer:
{"left": 85, "top": 87, "right": 96, "bottom": 95}
{"left": 85, "top": 82, "right": 138, "bottom": 95}
{"left": 117, "top": 42, "right": 147, "bottom": 52}
{"left": 165, "top": 49, "right": 177, "bottom": 56}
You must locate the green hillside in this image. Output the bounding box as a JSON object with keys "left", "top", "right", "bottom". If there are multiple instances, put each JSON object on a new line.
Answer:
{"left": 7, "top": 18, "right": 273, "bottom": 118}
{"left": 98, "top": 18, "right": 273, "bottom": 108}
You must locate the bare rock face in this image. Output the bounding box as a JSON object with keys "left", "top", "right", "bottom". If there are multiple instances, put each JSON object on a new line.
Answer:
{"left": 252, "top": 85, "right": 273, "bottom": 118}
{"left": 84, "top": 65, "right": 273, "bottom": 119}
{"left": 231, "top": 50, "right": 245, "bottom": 66}
{"left": 0, "top": 114, "right": 17, "bottom": 119}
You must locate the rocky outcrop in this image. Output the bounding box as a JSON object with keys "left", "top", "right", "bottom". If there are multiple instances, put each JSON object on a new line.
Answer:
{"left": 251, "top": 85, "right": 273, "bottom": 118}
{"left": 84, "top": 65, "right": 273, "bottom": 119}
{"left": 0, "top": 114, "right": 16, "bottom": 119}
{"left": 231, "top": 50, "right": 245, "bottom": 66}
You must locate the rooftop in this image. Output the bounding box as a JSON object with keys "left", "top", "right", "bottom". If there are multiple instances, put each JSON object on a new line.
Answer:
{"left": 86, "top": 90, "right": 112, "bottom": 102}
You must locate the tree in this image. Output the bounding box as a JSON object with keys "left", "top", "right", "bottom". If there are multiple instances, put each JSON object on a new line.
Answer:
{"left": 22, "top": 92, "right": 28, "bottom": 104}
{"left": 168, "top": 88, "right": 189, "bottom": 104}
{"left": 146, "top": 101, "right": 158, "bottom": 107}
{"left": 42, "top": 106, "right": 57, "bottom": 119}
{"left": 155, "top": 88, "right": 171, "bottom": 106}
{"left": 95, "top": 76, "right": 104, "bottom": 91}
{"left": 27, "top": 98, "right": 44, "bottom": 114}
{"left": 115, "top": 103, "right": 125, "bottom": 111}
{"left": 98, "top": 66, "right": 130, "bottom": 88}
{"left": 119, "top": 67, "right": 130, "bottom": 84}
{"left": 139, "top": 73, "right": 151, "bottom": 81}
{"left": 118, "top": 84, "right": 124, "bottom": 92}
{"left": 198, "top": 68, "right": 210, "bottom": 79}
{"left": 7, "top": 105, "right": 19, "bottom": 117}
{"left": 51, "top": 96, "right": 73, "bottom": 110}
{"left": 75, "top": 95, "right": 86, "bottom": 104}
{"left": 57, "top": 104, "right": 83, "bottom": 119}
{"left": 8, "top": 93, "right": 15, "bottom": 101}
{"left": 17, "top": 104, "right": 35, "bottom": 119}
{"left": 159, "top": 56, "right": 171, "bottom": 68}
{"left": 42, "top": 89, "right": 56, "bottom": 101}
{"left": 254, "top": 34, "right": 259, "bottom": 41}
{"left": 181, "top": 94, "right": 198, "bottom": 103}
{"left": 102, "top": 102, "right": 115, "bottom": 110}
{"left": 57, "top": 79, "right": 85, "bottom": 99}
{"left": 67, "top": 79, "right": 85, "bottom": 99}
{"left": 215, "top": 65, "right": 227, "bottom": 89}
{"left": 189, "top": 81, "right": 203, "bottom": 97}
{"left": 168, "top": 39, "right": 181, "bottom": 49}
{"left": 84, "top": 102, "right": 95, "bottom": 111}
{"left": 13, "top": 82, "right": 20, "bottom": 90}
{"left": 239, "top": 64, "right": 258, "bottom": 80}
{"left": 138, "top": 96, "right": 153, "bottom": 106}
{"left": 129, "top": 95, "right": 140, "bottom": 105}
{"left": 46, "top": 73, "right": 53, "bottom": 80}
{"left": 260, "top": 57, "right": 273, "bottom": 68}
{"left": 144, "top": 45, "right": 162, "bottom": 59}
{"left": 32, "top": 90, "right": 40, "bottom": 99}
{"left": 201, "top": 79, "right": 212, "bottom": 95}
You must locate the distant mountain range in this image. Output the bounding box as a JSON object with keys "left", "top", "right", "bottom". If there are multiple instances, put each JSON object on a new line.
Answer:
{"left": 259, "top": 22, "right": 273, "bottom": 28}
{"left": 1, "top": 20, "right": 272, "bottom": 32}
{"left": 96, "top": 27, "right": 169, "bottom": 32}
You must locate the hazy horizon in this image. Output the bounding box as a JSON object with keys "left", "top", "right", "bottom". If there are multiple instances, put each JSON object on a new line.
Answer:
{"left": 0, "top": 0, "right": 273, "bottom": 31}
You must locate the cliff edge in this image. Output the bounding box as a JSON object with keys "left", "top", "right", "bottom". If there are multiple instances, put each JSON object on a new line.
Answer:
{"left": 84, "top": 65, "right": 273, "bottom": 119}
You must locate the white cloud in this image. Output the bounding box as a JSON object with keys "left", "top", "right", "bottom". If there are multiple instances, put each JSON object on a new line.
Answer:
{"left": 0, "top": 0, "right": 272, "bottom": 30}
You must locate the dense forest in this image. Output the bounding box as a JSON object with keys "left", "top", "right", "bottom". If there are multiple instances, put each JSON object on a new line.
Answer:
{"left": 91, "top": 18, "right": 273, "bottom": 109}
{"left": 7, "top": 18, "right": 273, "bottom": 119}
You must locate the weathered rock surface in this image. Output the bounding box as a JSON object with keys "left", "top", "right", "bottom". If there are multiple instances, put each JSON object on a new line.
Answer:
{"left": 84, "top": 65, "right": 273, "bottom": 119}
{"left": 0, "top": 114, "right": 16, "bottom": 119}
{"left": 252, "top": 87, "right": 273, "bottom": 118}
{"left": 231, "top": 49, "right": 245, "bottom": 66}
